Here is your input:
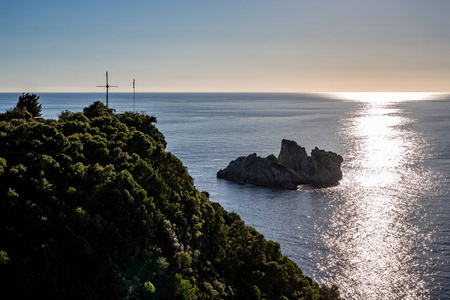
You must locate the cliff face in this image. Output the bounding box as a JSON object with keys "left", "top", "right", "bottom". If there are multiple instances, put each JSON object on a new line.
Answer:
{"left": 278, "top": 139, "right": 311, "bottom": 176}
{"left": 310, "top": 147, "right": 344, "bottom": 185}
{"left": 0, "top": 101, "right": 341, "bottom": 299}
{"left": 218, "top": 139, "right": 343, "bottom": 189}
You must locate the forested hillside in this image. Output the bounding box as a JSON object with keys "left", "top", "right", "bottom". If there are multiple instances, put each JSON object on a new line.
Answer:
{"left": 0, "top": 95, "right": 340, "bottom": 299}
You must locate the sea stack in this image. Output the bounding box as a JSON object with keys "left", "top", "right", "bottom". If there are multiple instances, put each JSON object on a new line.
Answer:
{"left": 217, "top": 139, "right": 343, "bottom": 189}
{"left": 216, "top": 154, "right": 303, "bottom": 190}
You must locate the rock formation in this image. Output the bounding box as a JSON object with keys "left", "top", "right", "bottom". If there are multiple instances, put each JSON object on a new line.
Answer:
{"left": 278, "top": 139, "right": 311, "bottom": 177}
{"left": 217, "top": 139, "right": 343, "bottom": 189}
{"left": 217, "top": 153, "right": 304, "bottom": 190}
{"left": 309, "top": 147, "right": 343, "bottom": 184}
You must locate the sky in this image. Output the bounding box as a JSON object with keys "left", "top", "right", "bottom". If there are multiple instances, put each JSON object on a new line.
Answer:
{"left": 1, "top": 0, "right": 449, "bottom": 93}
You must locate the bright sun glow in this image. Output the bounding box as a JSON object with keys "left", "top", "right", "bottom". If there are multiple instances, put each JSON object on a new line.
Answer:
{"left": 335, "top": 92, "right": 435, "bottom": 103}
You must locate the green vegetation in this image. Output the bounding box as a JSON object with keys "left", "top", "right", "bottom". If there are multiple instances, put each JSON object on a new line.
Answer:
{"left": 0, "top": 95, "right": 341, "bottom": 299}
{"left": 16, "top": 93, "right": 42, "bottom": 117}
{"left": 0, "top": 93, "right": 42, "bottom": 122}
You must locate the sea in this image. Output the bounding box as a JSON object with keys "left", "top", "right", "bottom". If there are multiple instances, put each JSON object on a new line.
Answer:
{"left": 1, "top": 92, "right": 449, "bottom": 299}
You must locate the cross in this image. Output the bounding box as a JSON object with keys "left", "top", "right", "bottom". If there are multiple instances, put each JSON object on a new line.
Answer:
{"left": 97, "top": 71, "right": 118, "bottom": 107}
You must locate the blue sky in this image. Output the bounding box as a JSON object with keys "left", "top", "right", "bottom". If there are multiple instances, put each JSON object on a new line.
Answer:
{"left": 1, "top": 0, "right": 449, "bottom": 92}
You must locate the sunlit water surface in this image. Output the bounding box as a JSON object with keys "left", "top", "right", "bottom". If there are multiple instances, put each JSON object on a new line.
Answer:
{"left": 314, "top": 93, "right": 446, "bottom": 299}
{"left": 0, "top": 92, "right": 448, "bottom": 299}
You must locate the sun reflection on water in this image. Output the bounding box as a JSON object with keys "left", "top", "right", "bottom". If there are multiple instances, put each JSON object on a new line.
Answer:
{"left": 313, "top": 93, "right": 436, "bottom": 299}
{"left": 335, "top": 92, "right": 433, "bottom": 103}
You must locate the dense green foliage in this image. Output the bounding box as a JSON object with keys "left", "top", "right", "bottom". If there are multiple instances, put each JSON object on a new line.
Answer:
{"left": 16, "top": 93, "right": 42, "bottom": 117}
{"left": 0, "top": 99, "right": 341, "bottom": 299}
{"left": 0, "top": 93, "right": 42, "bottom": 123}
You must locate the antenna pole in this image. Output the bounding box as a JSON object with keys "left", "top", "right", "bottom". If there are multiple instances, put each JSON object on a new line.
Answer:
{"left": 133, "top": 79, "right": 136, "bottom": 113}
{"left": 106, "top": 72, "right": 109, "bottom": 107}
{"left": 97, "top": 71, "right": 118, "bottom": 108}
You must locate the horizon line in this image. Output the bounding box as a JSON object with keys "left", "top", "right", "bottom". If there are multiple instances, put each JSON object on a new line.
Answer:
{"left": 0, "top": 91, "right": 449, "bottom": 94}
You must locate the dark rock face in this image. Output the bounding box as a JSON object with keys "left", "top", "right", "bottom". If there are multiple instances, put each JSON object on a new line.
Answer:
{"left": 278, "top": 139, "right": 311, "bottom": 176}
{"left": 217, "top": 139, "right": 343, "bottom": 189}
{"left": 217, "top": 153, "right": 303, "bottom": 190}
{"left": 309, "top": 147, "right": 343, "bottom": 185}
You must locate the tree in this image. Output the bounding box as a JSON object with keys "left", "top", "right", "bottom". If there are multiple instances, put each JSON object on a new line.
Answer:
{"left": 16, "top": 93, "right": 42, "bottom": 117}
{"left": 0, "top": 107, "right": 33, "bottom": 121}
{"left": 58, "top": 110, "right": 74, "bottom": 121}
{"left": 83, "top": 101, "right": 115, "bottom": 118}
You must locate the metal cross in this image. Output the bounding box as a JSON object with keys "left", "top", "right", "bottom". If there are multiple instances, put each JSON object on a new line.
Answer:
{"left": 97, "top": 71, "right": 118, "bottom": 107}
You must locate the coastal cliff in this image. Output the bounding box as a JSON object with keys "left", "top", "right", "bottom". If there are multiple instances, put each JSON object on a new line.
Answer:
{"left": 0, "top": 97, "right": 341, "bottom": 299}
{"left": 218, "top": 139, "right": 343, "bottom": 189}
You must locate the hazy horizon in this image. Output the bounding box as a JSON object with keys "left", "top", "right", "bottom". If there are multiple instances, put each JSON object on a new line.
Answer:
{"left": 2, "top": 1, "right": 450, "bottom": 93}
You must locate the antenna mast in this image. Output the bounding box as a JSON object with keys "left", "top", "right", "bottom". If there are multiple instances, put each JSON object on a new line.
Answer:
{"left": 133, "top": 79, "right": 136, "bottom": 113}
{"left": 97, "top": 71, "right": 118, "bottom": 107}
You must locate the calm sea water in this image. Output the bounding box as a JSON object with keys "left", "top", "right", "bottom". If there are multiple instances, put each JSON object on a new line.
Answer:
{"left": 1, "top": 92, "right": 449, "bottom": 299}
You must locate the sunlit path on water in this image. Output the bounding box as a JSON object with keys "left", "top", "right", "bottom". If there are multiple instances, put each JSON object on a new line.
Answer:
{"left": 314, "top": 93, "right": 439, "bottom": 299}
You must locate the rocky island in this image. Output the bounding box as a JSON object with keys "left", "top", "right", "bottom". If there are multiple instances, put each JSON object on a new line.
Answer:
{"left": 217, "top": 139, "right": 343, "bottom": 189}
